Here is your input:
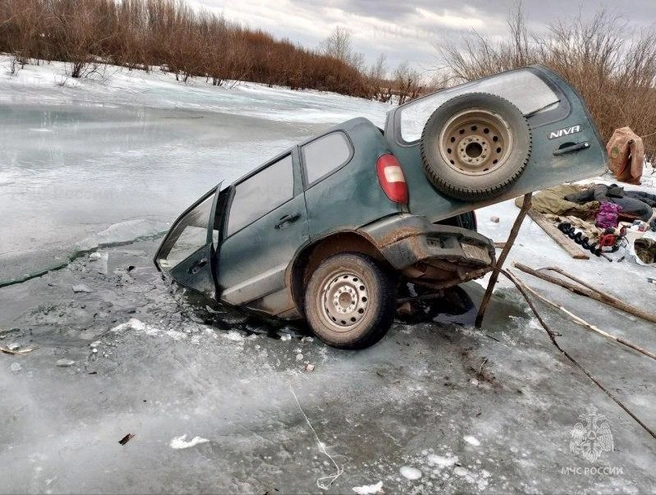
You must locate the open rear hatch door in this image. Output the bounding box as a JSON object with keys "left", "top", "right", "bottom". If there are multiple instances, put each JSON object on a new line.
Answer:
{"left": 154, "top": 183, "right": 224, "bottom": 297}
{"left": 385, "top": 65, "right": 608, "bottom": 222}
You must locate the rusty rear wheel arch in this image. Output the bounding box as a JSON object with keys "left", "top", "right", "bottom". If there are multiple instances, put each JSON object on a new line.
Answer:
{"left": 290, "top": 232, "right": 390, "bottom": 317}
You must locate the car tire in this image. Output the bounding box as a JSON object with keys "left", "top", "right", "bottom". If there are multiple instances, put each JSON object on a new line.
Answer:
{"left": 304, "top": 253, "right": 396, "bottom": 350}
{"left": 420, "top": 92, "right": 531, "bottom": 201}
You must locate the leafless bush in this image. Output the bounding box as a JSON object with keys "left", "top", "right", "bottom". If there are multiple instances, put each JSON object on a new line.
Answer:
{"left": 0, "top": 0, "right": 46, "bottom": 64}
{"left": 394, "top": 61, "right": 422, "bottom": 104}
{"left": 7, "top": 56, "right": 20, "bottom": 75}
{"left": 436, "top": 5, "right": 656, "bottom": 156}
{"left": 0, "top": 0, "right": 375, "bottom": 96}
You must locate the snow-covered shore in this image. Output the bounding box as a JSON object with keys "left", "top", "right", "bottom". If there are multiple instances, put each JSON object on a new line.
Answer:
{"left": 0, "top": 55, "right": 389, "bottom": 125}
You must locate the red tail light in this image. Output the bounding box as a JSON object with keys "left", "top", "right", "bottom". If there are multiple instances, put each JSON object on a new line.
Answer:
{"left": 376, "top": 154, "right": 408, "bottom": 204}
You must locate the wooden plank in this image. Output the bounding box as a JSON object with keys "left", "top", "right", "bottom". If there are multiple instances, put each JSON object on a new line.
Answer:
{"left": 527, "top": 209, "right": 590, "bottom": 260}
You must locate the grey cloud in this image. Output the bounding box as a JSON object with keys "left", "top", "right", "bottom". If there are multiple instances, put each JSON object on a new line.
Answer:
{"left": 286, "top": 0, "right": 656, "bottom": 33}
{"left": 201, "top": 0, "right": 656, "bottom": 73}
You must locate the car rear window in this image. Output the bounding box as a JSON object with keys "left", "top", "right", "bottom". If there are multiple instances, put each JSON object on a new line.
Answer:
{"left": 227, "top": 154, "right": 294, "bottom": 236}
{"left": 398, "top": 69, "right": 560, "bottom": 143}
{"left": 302, "top": 132, "right": 352, "bottom": 185}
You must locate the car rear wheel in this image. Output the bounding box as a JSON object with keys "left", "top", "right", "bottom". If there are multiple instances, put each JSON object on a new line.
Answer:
{"left": 304, "top": 253, "right": 396, "bottom": 349}
{"left": 420, "top": 92, "right": 531, "bottom": 201}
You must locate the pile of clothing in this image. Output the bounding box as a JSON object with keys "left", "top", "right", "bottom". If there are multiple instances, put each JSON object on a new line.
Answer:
{"left": 517, "top": 183, "right": 656, "bottom": 264}
{"left": 564, "top": 184, "right": 656, "bottom": 222}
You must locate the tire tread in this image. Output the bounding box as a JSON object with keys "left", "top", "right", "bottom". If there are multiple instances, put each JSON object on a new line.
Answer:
{"left": 304, "top": 253, "right": 396, "bottom": 350}
{"left": 420, "top": 92, "right": 532, "bottom": 201}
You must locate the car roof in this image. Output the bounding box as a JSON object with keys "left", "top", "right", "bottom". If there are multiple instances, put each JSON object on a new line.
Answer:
{"left": 225, "top": 117, "right": 379, "bottom": 189}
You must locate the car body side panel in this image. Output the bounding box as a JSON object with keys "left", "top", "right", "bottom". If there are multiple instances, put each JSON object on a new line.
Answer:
{"left": 216, "top": 147, "right": 308, "bottom": 315}
{"left": 386, "top": 66, "right": 607, "bottom": 222}
{"left": 303, "top": 118, "right": 402, "bottom": 239}
{"left": 218, "top": 193, "right": 308, "bottom": 314}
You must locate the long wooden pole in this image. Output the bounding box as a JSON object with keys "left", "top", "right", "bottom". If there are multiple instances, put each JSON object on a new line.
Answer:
{"left": 501, "top": 268, "right": 656, "bottom": 440}
{"left": 475, "top": 193, "right": 532, "bottom": 328}
{"left": 513, "top": 262, "right": 656, "bottom": 326}
{"left": 509, "top": 271, "right": 656, "bottom": 361}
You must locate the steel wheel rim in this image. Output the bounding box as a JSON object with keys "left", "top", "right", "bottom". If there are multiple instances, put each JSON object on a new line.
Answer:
{"left": 438, "top": 108, "right": 513, "bottom": 176}
{"left": 320, "top": 271, "right": 369, "bottom": 332}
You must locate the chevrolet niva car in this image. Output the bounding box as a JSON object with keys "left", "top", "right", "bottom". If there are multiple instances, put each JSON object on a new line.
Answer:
{"left": 155, "top": 65, "right": 606, "bottom": 349}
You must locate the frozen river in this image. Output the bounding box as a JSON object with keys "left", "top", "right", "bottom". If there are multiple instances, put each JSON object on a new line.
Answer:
{"left": 0, "top": 59, "right": 388, "bottom": 284}
{"left": 1, "top": 59, "right": 655, "bottom": 494}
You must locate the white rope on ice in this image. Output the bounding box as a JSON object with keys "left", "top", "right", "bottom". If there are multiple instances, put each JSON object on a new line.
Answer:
{"left": 290, "top": 387, "right": 344, "bottom": 490}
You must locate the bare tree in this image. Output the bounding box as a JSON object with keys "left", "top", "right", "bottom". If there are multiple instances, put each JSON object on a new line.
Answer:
{"left": 394, "top": 61, "right": 422, "bottom": 104}
{"left": 435, "top": 4, "right": 656, "bottom": 156}
{"left": 508, "top": 0, "right": 530, "bottom": 67}
{"left": 320, "top": 26, "right": 353, "bottom": 64}
{"left": 320, "top": 26, "right": 365, "bottom": 71}
{"left": 368, "top": 53, "right": 387, "bottom": 80}
{"left": 368, "top": 53, "right": 391, "bottom": 101}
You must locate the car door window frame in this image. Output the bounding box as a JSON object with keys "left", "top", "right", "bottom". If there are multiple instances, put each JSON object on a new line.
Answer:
{"left": 154, "top": 185, "right": 218, "bottom": 271}
{"left": 300, "top": 130, "right": 354, "bottom": 189}
{"left": 224, "top": 150, "right": 301, "bottom": 239}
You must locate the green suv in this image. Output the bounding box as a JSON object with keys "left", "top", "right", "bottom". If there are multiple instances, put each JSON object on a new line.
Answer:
{"left": 155, "top": 65, "right": 606, "bottom": 349}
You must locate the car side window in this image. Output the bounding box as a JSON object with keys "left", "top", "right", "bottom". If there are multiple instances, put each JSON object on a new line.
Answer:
{"left": 227, "top": 154, "right": 294, "bottom": 236}
{"left": 302, "top": 132, "right": 352, "bottom": 185}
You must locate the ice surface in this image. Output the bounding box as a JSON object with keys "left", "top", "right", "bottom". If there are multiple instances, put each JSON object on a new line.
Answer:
{"left": 1, "top": 56, "right": 656, "bottom": 495}
{"left": 0, "top": 56, "right": 391, "bottom": 281}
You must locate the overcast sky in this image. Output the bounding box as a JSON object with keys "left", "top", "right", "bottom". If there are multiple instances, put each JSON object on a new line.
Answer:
{"left": 189, "top": 0, "right": 656, "bottom": 77}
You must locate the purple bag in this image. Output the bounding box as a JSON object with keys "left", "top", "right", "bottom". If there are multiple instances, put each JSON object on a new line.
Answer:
{"left": 595, "top": 202, "right": 622, "bottom": 229}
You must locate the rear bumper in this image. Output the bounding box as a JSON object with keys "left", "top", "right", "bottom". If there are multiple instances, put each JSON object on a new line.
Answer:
{"left": 361, "top": 214, "right": 495, "bottom": 273}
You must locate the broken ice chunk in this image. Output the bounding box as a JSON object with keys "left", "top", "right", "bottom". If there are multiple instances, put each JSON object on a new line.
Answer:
{"left": 352, "top": 481, "right": 383, "bottom": 494}
{"left": 72, "top": 284, "right": 93, "bottom": 293}
{"left": 169, "top": 434, "right": 210, "bottom": 449}
{"left": 400, "top": 466, "right": 422, "bottom": 480}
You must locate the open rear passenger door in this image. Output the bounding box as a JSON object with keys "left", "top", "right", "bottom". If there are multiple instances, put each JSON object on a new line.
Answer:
{"left": 154, "top": 183, "right": 224, "bottom": 297}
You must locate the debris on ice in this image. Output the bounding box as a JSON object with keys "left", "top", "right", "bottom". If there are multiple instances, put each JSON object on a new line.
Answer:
{"left": 427, "top": 454, "right": 458, "bottom": 468}
{"left": 170, "top": 434, "right": 210, "bottom": 449}
{"left": 221, "top": 330, "right": 246, "bottom": 341}
{"left": 464, "top": 435, "right": 481, "bottom": 446}
{"left": 72, "top": 284, "right": 93, "bottom": 293}
{"left": 352, "top": 481, "right": 383, "bottom": 494}
{"left": 399, "top": 466, "right": 422, "bottom": 480}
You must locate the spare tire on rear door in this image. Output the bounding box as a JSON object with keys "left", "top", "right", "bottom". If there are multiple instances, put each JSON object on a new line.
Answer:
{"left": 420, "top": 92, "right": 531, "bottom": 201}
